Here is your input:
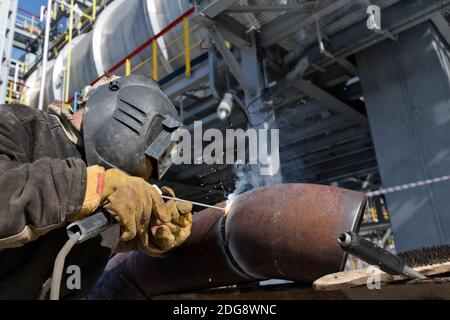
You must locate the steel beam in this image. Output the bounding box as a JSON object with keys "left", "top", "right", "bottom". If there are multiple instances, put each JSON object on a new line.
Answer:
{"left": 13, "top": 27, "right": 38, "bottom": 45}
{"left": 207, "top": 23, "right": 254, "bottom": 93}
{"left": 431, "top": 13, "right": 450, "bottom": 46}
{"left": 290, "top": 78, "right": 367, "bottom": 125}
{"left": 214, "top": 14, "right": 250, "bottom": 48}
{"left": 183, "top": 98, "right": 218, "bottom": 124}
{"left": 12, "top": 40, "right": 28, "bottom": 51}
{"left": 208, "top": 43, "right": 220, "bottom": 99}
{"left": 281, "top": 115, "right": 350, "bottom": 147}
{"left": 162, "top": 59, "right": 225, "bottom": 100}
{"left": 194, "top": 0, "right": 239, "bottom": 19}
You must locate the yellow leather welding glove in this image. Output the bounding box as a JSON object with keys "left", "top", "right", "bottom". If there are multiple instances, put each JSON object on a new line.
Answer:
{"left": 139, "top": 186, "right": 193, "bottom": 255}
{"left": 74, "top": 166, "right": 192, "bottom": 254}
{"left": 70, "top": 166, "right": 171, "bottom": 242}
{"left": 101, "top": 168, "right": 171, "bottom": 242}
{"left": 115, "top": 186, "right": 193, "bottom": 256}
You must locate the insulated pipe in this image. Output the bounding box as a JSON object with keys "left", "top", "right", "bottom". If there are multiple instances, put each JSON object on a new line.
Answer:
{"left": 87, "top": 183, "right": 366, "bottom": 299}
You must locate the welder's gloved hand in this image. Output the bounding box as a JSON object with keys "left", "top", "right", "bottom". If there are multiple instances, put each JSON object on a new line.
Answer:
{"left": 72, "top": 166, "right": 192, "bottom": 255}
{"left": 69, "top": 166, "right": 171, "bottom": 242}
{"left": 115, "top": 186, "right": 193, "bottom": 256}
{"left": 146, "top": 186, "right": 193, "bottom": 254}
{"left": 100, "top": 168, "right": 171, "bottom": 242}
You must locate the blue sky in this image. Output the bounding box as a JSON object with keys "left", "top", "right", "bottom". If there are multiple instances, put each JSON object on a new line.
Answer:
{"left": 19, "top": 0, "right": 47, "bottom": 16}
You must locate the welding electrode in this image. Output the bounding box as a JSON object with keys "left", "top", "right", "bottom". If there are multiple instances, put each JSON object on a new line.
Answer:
{"left": 338, "top": 231, "right": 426, "bottom": 279}
{"left": 151, "top": 184, "right": 225, "bottom": 211}
{"left": 160, "top": 195, "right": 225, "bottom": 211}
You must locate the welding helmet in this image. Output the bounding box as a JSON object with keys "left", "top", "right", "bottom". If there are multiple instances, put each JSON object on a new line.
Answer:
{"left": 82, "top": 75, "right": 182, "bottom": 180}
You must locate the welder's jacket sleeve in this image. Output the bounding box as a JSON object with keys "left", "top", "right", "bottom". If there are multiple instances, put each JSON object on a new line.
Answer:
{"left": 0, "top": 104, "right": 116, "bottom": 300}
{"left": 0, "top": 105, "right": 87, "bottom": 248}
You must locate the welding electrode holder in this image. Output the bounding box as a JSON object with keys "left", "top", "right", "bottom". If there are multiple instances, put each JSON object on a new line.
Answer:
{"left": 66, "top": 185, "right": 166, "bottom": 243}
{"left": 66, "top": 211, "right": 117, "bottom": 243}
{"left": 338, "top": 231, "right": 425, "bottom": 279}
{"left": 65, "top": 185, "right": 215, "bottom": 244}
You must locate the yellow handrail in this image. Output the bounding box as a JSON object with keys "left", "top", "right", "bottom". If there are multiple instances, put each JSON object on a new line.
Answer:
{"left": 125, "top": 58, "right": 131, "bottom": 76}
{"left": 8, "top": 82, "right": 13, "bottom": 103}
{"left": 53, "top": 0, "right": 57, "bottom": 20}
{"left": 74, "top": 0, "right": 96, "bottom": 21}
{"left": 29, "top": 15, "right": 35, "bottom": 33}
{"left": 129, "top": 38, "right": 203, "bottom": 75}
{"left": 165, "top": 39, "right": 202, "bottom": 66}
{"left": 183, "top": 16, "right": 191, "bottom": 78}
{"left": 20, "top": 86, "right": 27, "bottom": 104}
{"left": 55, "top": 0, "right": 96, "bottom": 21}
{"left": 152, "top": 39, "right": 158, "bottom": 81}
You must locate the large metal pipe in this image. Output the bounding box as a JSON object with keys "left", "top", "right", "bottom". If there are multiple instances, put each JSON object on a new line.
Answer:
{"left": 86, "top": 183, "right": 366, "bottom": 299}
{"left": 26, "top": 0, "right": 206, "bottom": 108}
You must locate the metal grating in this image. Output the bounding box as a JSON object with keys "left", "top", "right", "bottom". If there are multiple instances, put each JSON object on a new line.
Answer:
{"left": 229, "top": 0, "right": 320, "bottom": 32}
{"left": 228, "top": 0, "right": 327, "bottom": 31}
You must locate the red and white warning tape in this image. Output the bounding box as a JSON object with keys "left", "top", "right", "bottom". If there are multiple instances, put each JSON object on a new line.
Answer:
{"left": 365, "top": 174, "right": 450, "bottom": 197}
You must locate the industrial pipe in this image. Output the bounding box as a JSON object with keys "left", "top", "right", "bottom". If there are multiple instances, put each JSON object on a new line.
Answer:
{"left": 86, "top": 183, "right": 366, "bottom": 299}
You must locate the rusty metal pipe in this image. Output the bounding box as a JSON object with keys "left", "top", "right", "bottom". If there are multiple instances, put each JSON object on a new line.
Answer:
{"left": 86, "top": 184, "right": 366, "bottom": 299}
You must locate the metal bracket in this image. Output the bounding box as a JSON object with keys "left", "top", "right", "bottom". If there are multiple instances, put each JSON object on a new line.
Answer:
{"left": 315, "top": 20, "right": 359, "bottom": 76}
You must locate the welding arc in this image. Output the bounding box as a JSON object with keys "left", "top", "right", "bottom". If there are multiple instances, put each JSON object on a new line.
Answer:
{"left": 161, "top": 195, "right": 225, "bottom": 211}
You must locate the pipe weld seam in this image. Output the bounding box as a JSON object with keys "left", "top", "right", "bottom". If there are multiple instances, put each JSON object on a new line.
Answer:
{"left": 220, "top": 215, "right": 257, "bottom": 281}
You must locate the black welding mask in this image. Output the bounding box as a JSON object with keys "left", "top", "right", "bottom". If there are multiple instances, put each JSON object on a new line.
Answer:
{"left": 82, "top": 75, "right": 182, "bottom": 180}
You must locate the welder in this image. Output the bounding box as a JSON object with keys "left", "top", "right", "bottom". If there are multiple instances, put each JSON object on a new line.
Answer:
{"left": 0, "top": 75, "right": 192, "bottom": 299}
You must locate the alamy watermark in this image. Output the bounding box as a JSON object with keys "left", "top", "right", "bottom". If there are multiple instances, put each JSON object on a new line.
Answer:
{"left": 366, "top": 5, "right": 381, "bottom": 30}
{"left": 366, "top": 265, "right": 381, "bottom": 290}
{"left": 66, "top": 265, "right": 81, "bottom": 290}
{"left": 170, "top": 121, "right": 280, "bottom": 176}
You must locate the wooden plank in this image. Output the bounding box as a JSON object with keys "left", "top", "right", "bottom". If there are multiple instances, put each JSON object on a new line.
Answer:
{"left": 313, "top": 261, "right": 450, "bottom": 291}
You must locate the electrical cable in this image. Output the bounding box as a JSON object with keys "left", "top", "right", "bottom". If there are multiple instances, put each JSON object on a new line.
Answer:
{"left": 243, "top": 89, "right": 286, "bottom": 127}
{"left": 50, "top": 232, "right": 81, "bottom": 300}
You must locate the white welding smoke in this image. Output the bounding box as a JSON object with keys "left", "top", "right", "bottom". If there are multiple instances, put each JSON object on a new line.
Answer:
{"left": 227, "top": 119, "right": 282, "bottom": 201}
